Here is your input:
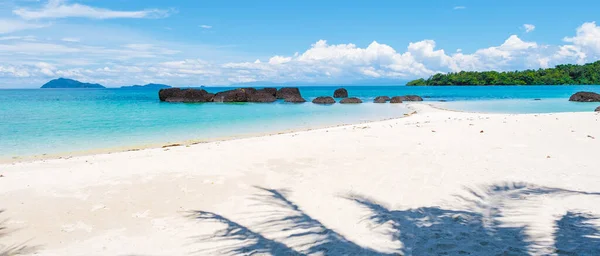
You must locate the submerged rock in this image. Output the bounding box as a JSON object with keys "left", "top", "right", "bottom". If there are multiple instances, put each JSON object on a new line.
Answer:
{"left": 390, "top": 96, "right": 404, "bottom": 103}
{"left": 596, "top": 106, "right": 600, "bottom": 112}
{"left": 159, "top": 88, "right": 214, "bottom": 103}
{"left": 569, "top": 91, "right": 600, "bottom": 102}
{"left": 374, "top": 96, "right": 390, "bottom": 103}
{"left": 312, "top": 96, "right": 336, "bottom": 104}
{"left": 340, "top": 97, "right": 362, "bottom": 104}
{"left": 333, "top": 88, "right": 348, "bottom": 98}
{"left": 276, "top": 87, "right": 302, "bottom": 100}
{"left": 284, "top": 96, "right": 307, "bottom": 103}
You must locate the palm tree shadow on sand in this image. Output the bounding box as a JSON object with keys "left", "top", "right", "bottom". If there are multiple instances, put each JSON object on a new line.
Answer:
{"left": 554, "top": 212, "right": 600, "bottom": 255}
{"left": 190, "top": 182, "right": 600, "bottom": 255}
{"left": 189, "top": 187, "right": 397, "bottom": 255}
{"left": 0, "top": 210, "right": 39, "bottom": 256}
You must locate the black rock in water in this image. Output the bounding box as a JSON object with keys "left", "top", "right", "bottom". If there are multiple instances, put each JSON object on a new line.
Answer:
{"left": 248, "top": 91, "right": 277, "bottom": 103}
{"left": 159, "top": 88, "right": 214, "bottom": 103}
{"left": 569, "top": 91, "right": 600, "bottom": 102}
{"left": 312, "top": 96, "right": 336, "bottom": 104}
{"left": 374, "top": 96, "right": 390, "bottom": 103}
{"left": 276, "top": 87, "right": 302, "bottom": 100}
{"left": 390, "top": 96, "right": 403, "bottom": 103}
{"left": 595, "top": 106, "right": 600, "bottom": 112}
{"left": 398, "top": 95, "right": 424, "bottom": 101}
{"left": 333, "top": 88, "right": 348, "bottom": 98}
{"left": 213, "top": 88, "right": 256, "bottom": 102}
{"left": 340, "top": 97, "right": 362, "bottom": 104}
{"left": 41, "top": 78, "right": 105, "bottom": 89}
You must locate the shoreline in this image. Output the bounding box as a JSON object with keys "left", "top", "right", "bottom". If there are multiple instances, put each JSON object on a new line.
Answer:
{"left": 3, "top": 101, "right": 598, "bottom": 165}
{"left": 1, "top": 105, "right": 420, "bottom": 165}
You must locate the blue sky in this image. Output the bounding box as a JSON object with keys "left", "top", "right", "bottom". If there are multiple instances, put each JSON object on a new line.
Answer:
{"left": 1, "top": 0, "right": 600, "bottom": 88}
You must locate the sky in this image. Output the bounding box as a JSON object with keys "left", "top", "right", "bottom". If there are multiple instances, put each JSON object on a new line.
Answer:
{"left": 1, "top": 0, "right": 600, "bottom": 88}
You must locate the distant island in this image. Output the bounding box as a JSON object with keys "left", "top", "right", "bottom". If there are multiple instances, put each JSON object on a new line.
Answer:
{"left": 120, "top": 83, "right": 172, "bottom": 89}
{"left": 41, "top": 78, "right": 106, "bottom": 89}
{"left": 40, "top": 78, "right": 173, "bottom": 89}
{"left": 406, "top": 61, "right": 600, "bottom": 86}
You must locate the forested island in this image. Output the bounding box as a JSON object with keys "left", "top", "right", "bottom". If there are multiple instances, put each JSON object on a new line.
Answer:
{"left": 41, "top": 78, "right": 105, "bottom": 88}
{"left": 406, "top": 61, "right": 600, "bottom": 86}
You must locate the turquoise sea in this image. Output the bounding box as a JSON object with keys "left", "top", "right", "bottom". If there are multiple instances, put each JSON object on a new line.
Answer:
{"left": 1, "top": 85, "right": 599, "bottom": 159}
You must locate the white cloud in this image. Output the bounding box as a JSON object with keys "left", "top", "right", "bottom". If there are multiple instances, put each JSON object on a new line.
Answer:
{"left": 0, "top": 19, "right": 48, "bottom": 34}
{"left": 199, "top": 25, "right": 212, "bottom": 29}
{"left": 268, "top": 55, "right": 292, "bottom": 64}
{"left": 562, "top": 22, "right": 600, "bottom": 61}
{"left": 13, "top": 0, "right": 171, "bottom": 20}
{"left": 523, "top": 24, "right": 536, "bottom": 33}
{"left": 453, "top": 6, "right": 466, "bottom": 10}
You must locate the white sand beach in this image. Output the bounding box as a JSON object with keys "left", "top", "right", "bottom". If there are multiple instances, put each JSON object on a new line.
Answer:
{"left": 1, "top": 104, "right": 600, "bottom": 255}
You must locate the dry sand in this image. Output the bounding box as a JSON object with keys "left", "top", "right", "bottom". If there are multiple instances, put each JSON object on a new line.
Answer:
{"left": 1, "top": 104, "right": 600, "bottom": 255}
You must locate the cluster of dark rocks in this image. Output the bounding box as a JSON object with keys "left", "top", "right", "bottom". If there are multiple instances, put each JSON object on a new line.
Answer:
{"left": 375, "top": 95, "right": 424, "bottom": 103}
{"left": 311, "top": 88, "right": 424, "bottom": 104}
{"left": 568, "top": 91, "right": 600, "bottom": 112}
{"left": 159, "top": 86, "right": 425, "bottom": 105}
{"left": 159, "top": 87, "right": 306, "bottom": 103}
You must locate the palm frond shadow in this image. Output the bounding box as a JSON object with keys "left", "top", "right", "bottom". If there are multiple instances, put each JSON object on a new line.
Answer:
{"left": 554, "top": 212, "right": 600, "bottom": 255}
{"left": 189, "top": 182, "right": 600, "bottom": 255}
{"left": 348, "top": 181, "right": 600, "bottom": 255}
{"left": 1, "top": 210, "right": 40, "bottom": 256}
{"left": 189, "top": 187, "right": 398, "bottom": 255}
{"left": 188, "top": 211, "right": 300, "bottom": 255}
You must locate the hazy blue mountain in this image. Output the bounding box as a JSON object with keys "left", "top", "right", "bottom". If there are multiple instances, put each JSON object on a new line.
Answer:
{"left": 120, "top": 83, "right": 172, "bottom": 89}
{"left": 41, "top": 78, "right": 105, "bottom": 89}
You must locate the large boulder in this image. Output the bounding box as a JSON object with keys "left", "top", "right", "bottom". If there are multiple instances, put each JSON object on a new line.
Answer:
{"left": 213, "top": 88, "right": 256, "bottom": 102}
{"left": 340, "top": 97, "right": 362, "bottom": 104}
{"left": 312, "top": 96, "right": 336, "bottom": 104}
{"left": 374, "top": 96, "right": 390, "bottom": 103}
{"left": 398, "top": 95, "right": 424, "bottom": 101}
{"left": 284, "top": 96, "right": 307, "bottom": 103}
{"left": 569, "top": 91, "right": 600, "bottom": 102}
{"left": 390, "top": 96, "right": 403, "bottom": 103}
{"left": 248, "top": 91, "right": 277, "bottom": 103}
{"left": 333, "top": 88, "right": 348, "bottom": 98}
{"left": 595, "top": 106, "right": 600, "bottom": 112}
{"left": 159, "top": 88, "right": 214, "bottom": 103}
{"left": 159, "top": 88, "right": 180, "bottom": 101}
{"left": 276, "top": 87, "right": 302, "bottom": 100}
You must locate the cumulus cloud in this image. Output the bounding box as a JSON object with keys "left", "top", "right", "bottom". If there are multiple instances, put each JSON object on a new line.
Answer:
{"left": 199, "top": 25, "right": 212, "bottom": 29}
{"left": 13, "top": 0, "right": 171, "bottom": 20}
{"left": 523, "top": 24, "right": 536, "bottom": 33}
{"left": 560, "top": 22, "right": 600, "bottom": 62}
{"left": 453, "top": 6, "right": 466, "bottom": 10}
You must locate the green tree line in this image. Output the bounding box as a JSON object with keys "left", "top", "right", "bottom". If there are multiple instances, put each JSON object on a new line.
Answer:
{"left": 406, "top": 61, "right": 600, "bottom": 86}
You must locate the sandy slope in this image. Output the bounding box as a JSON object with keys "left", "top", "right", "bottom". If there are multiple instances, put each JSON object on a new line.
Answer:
{"left": 1, "top": 104, "right": 600, "bottom": 256}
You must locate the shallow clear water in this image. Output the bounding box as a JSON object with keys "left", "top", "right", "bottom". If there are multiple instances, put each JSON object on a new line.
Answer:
{"left": 1, "top": 85, "right": 599, "bottom": 158}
